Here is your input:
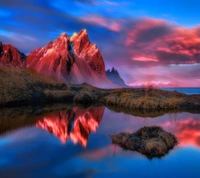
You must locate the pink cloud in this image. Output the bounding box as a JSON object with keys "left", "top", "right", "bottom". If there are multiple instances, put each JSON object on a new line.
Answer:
{"left": 80, "top": 15, "right": 121, "bottom": 32}
{"left": 125, "top": 18, "right": 169, "bottom": 46}
{"left": 132, "top": 56, "right": 158, "bottom": 62}
{"left": 124, "top": 18, "right": 200, "bottom": 66}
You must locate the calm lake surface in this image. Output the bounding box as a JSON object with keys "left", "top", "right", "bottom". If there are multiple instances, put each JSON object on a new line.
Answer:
{"left": 162, "top": 87, "right": 200, "bottom": 95}
{"left": 0, "top": 88, "right": 200, "bottom": 178}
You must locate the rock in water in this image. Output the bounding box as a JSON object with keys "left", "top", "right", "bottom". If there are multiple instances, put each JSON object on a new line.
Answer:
{"left": 111, "top": 126, "right": 178, "bottom": 158}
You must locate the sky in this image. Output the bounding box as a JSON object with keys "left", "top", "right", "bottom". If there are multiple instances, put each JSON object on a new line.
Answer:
{"left": 1, "top": 0, "right": 200, "bottom": 87}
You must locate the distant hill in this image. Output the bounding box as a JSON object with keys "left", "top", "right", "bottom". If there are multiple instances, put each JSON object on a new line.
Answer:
{"left": 106, "top": 67, "right": 127, "bottom": 87}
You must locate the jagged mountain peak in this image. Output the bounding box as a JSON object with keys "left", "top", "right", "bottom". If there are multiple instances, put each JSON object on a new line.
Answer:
{"left": 70, "top": 30, "right": 105, "bottom": 75}
{"left": 0, "top": 30, "right": 115, "bottom": 87}
{"left": 0, "top": 41, "right": 25, "bottom": 66}
{"left": 25, "top": 30, "right": 110, "bottom": 86}
{"left": 106, "top": 67, "right": 127, "bottom": 87}
{"left": 59, "top": 32, "right": 69, "bottom": 38}
{"left": 107, "top": 67, "right": 119, "bottom": 74}
{"left": 70, "top": 29, "right": 88, "bottom": 42}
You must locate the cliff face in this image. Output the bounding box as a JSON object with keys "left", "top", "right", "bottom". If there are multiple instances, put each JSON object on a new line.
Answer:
{"left": 0, "top": 30, "right": 115, "bottom": 87}
{"left": 0, "top": 42, "right": 25, "bottom": 66}
{"left": 25, "top": 30, "right": 110, "bottom": 86}
{"left": 106, "top": 67, "right": 127, "bottom": 87}
{"left": 71, "top": 30, "right": 105, "bottom": 75}
{"left": 25, "top": 33, "right": 75, "bottom": 82}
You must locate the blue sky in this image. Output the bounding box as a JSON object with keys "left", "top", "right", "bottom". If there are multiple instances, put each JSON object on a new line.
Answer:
{"left": 1, "top": 0, "right": 200, "bottom": 86}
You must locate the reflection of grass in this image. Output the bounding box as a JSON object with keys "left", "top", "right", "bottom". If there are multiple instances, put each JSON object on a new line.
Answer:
{"left": 0, "top": 103, "right": 75, "bottom": 135}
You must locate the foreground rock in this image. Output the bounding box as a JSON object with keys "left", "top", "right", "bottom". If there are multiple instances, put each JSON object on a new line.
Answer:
{"left": 111, "top": 126, "right": 178, "bottom": 158}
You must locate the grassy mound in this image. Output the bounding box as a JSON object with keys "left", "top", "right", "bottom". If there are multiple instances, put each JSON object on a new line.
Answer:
{"left": 101, "top": 87, "right": 200, "bottom": 109}
{"left": 111, "top": 126, "right": 178, "bottom": 158}
{"left": 0, "top": 67, "right": 67, "bottom": 106}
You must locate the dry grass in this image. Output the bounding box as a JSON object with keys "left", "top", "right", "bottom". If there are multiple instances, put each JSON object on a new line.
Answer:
{"left": 101, "top": 87, "right": 199, "bottom": 110}
{"left": 0, "top": 67, "right": 66, "bottom": 106}
{"left": 111, "top": 126, "right": 178, "bottom": 159}
{"left": 0, "top": 67, "right": 200, "bottom": 111}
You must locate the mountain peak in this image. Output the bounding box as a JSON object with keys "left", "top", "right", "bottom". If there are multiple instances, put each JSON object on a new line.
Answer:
{"left": 71, "top": 29, "right": 105, "bottom": 75}
{"left": 0, "top": 42, "right": 25, "bottom": 66}
{"left": 79, "top": 29, "right": 87, "bottom": 35}
{"left": 70, "top": 32, "right": 78, "bottom": 41}
{"left": 59, "top": 32, "right": 68, "bottom": 38}
{"left": 25, "top": 29, "right": 108, "bottom": 85}
{"left": 106, "top": 67, "right": 127, "bottom": 87}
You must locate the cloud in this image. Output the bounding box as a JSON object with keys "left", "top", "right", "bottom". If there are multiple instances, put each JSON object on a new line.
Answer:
{"left": 124, "top": 19, "right": 200, "bottom": 66}
{"left": 80, "top": 15, "right": 121, "bottom": 32}
{"left": 132, "top": 56, "right": 158, "bottom": 62}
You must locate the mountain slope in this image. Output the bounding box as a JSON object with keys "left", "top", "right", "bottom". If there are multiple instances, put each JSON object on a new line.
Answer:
{"left": 25, "top": 30, "right": 111, "bottom": 86}
{"left": 71, "top": 30, "right": 105, "bottom": 75}
{"left": 0, "top": 42, "right": 25, "bottom": 66}
{"left": 106, "top": 67, "right": 127, "bottom": 87}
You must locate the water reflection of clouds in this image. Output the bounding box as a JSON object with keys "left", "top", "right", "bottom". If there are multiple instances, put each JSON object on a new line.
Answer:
{"left": 162, "top": 118, "right": 200, "bottom": 148}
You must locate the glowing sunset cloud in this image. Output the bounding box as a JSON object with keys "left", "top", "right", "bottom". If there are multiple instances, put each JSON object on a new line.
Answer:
{"left": 81, "top": 16, "right": 121, "bottom": 32}
{"left": 128, "top": 80, "right": 173, "bottom": 87}
{"left": 132, "top": 56, "right": 158, "bottom": 62}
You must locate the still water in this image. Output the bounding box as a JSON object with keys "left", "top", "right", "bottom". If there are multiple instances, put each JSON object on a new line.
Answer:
{"left": 0, "top": 104, "right": 200, "bottom": 178}
{"left": 162, "top": 87, "right": 200, "bottom": 95}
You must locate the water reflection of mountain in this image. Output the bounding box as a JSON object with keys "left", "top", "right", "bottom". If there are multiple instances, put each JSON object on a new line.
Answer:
{"left": 36, "top": 107, "right": 105, "bottom": 146}
{"left": 1, "top": 104, "right": 200, "bottom": 149}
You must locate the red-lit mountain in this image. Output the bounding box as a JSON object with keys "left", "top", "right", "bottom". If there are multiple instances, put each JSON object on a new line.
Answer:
{"left": 25, "top": 30, "right": 111, "bottom": 86}
{"left": 36, "top": 107, "right": 105, "bottom": 147}
{"left": 0, "top": 41, "right": 25, "bottom": 66}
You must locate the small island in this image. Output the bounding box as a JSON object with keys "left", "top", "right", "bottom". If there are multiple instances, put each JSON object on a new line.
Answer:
{"left": 111, "top": 126, "right": 178, "bottom": 158}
